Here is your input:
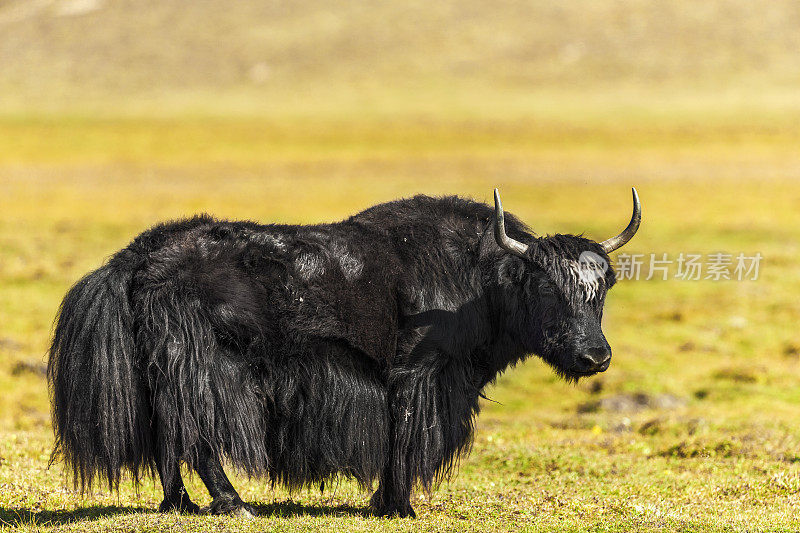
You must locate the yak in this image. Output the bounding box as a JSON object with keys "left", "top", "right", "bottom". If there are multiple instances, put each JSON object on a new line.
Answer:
{"left": 48, "top": 188, "right": 640, "bottom": 518}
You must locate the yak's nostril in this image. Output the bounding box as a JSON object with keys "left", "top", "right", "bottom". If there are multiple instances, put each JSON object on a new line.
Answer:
{"left": 587, "top": 346, "right": 612, "bottom": 364}
{"left": 577, "top": 346, "right": 612, "bottom": 372}
{"left": 577, "top": 354, "right": 599, "bottom": 369}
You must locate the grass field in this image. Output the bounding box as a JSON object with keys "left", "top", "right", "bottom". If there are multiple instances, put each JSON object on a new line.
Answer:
{"left": 2, "top": 0, "right": 800, "bottom": 531}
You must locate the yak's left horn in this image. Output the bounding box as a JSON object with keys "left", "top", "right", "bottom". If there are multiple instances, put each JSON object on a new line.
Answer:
{"left": 494, "top": 188, "right": 529, "bottom": 257}
{"left": 600, "top": 187, "right": 641, "bottom": 253}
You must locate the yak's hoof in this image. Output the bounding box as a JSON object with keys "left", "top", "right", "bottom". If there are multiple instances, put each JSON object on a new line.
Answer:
{"left": 373, "top": 501, "right": 416, "bottom": 519}
{"left": 159, "top": 496, "right": 200, "bottom": 514}
{"left": 207, "top": 496, "right": 257, "bottom": 519}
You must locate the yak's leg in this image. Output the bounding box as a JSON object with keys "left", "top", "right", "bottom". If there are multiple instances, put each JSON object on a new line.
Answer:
{"left": 155, "top": 424, "right": 199, "bottom": 513}
{"left": 371, "top": 378, "right": 417, "bottom": 518}
{"left": 195, "top": 445, "right": 256, "bottom": 518}
{"left": 372, "top": 358, "right": 474, "bottom": 519}
{"left": 370, "top": 461, "right": 415, "bottom": 519}
{"left": 156, "top": 457, "right": 199, "bottom": 513}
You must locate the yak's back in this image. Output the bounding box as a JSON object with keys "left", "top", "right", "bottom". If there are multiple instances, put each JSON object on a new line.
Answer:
{"left": 123, "top": 215, "right": 400, "bottom": 365}
{"left": 351, "top": 195, "right": 501, "bottom": 311}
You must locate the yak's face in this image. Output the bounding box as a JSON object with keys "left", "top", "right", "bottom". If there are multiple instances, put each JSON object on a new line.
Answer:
{"left": 518, "top": 237, "right": 617, "bottom": 381}
{"left": 491, "top": 187, "right": 639, "bottom": 382}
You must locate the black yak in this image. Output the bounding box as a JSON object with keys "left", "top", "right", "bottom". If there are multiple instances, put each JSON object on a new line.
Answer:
{"left": 48, "top": 188, "right": 640, "bottom": 518}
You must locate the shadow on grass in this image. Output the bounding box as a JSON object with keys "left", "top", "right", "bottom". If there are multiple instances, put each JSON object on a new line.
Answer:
{"left": 0, "top": 501, "right": 369, "bottom": 526}
{"left": 251, "top": 500, "right": 369, "bottom": 518}
{"left": 0, "top": 505, "right": 148, "bottom": 527}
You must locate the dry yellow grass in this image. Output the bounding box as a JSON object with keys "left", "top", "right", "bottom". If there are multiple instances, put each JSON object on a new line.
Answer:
{"left": 2, "top": 148, "right": 800, "bottom": 531}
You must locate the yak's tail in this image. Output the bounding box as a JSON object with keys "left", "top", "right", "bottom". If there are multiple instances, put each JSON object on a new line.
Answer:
{"left": 47, "top": 257, "right": 152, "bottom": 491}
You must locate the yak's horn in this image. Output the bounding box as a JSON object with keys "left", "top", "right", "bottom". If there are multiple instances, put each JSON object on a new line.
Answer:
{"left": 600, "top": 187, "right": 641, "bottom": 253}
{"left": 494, "top": 188, "right": 529, "bottom": 257}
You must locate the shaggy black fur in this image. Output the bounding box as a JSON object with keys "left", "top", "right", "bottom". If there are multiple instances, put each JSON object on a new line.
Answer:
{"left": 48, "top": 194, "right": 618, "bottom": 518}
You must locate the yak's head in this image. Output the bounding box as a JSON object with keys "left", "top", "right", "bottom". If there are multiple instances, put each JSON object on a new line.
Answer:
{"left": 493, "top": 188, "right": 641, "bottom": 381}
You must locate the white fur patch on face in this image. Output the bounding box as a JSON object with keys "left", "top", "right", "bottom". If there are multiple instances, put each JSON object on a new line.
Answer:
{"left": 565, "top": 251, "right": 609, "bottom": 302}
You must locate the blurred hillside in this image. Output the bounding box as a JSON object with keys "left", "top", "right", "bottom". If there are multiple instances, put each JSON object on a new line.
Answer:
{"left": 1, "top": 0, "right": 800, "bottom": 117}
